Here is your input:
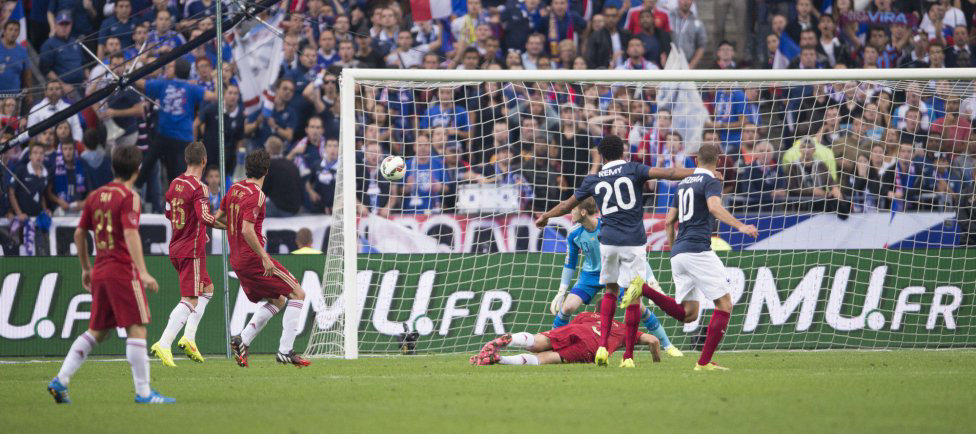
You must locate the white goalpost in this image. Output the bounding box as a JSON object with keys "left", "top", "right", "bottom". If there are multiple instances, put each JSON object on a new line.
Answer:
{"left": 305, "top": 68, "right": 976, "bottom": 359}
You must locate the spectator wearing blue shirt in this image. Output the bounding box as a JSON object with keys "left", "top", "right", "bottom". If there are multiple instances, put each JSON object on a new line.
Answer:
{"left": 138, "top": 58, "right": 214, "bottom": 185}
{"left": 147, "top": 9, "right": 186, "bottom": 54}
{"left": 249, "top": 78, "right": 298, "bottom": 149}
{"left": 48, "top": 0, "right": 95, "bottom": 38}
{"left": 707, "top": 87, "right": 746, "bottom": 156}
{"left": 46, "top": 143, "right": 90, "bottom": 215}
{"left": 39, "top": 11, "right": 85, "bottom": 86}
{"left": 403, "top": 134, "right": 446, "bottom": 214}
{"left": 316, "top": 29, "right": 340, "bottom": 70}
{"left": 419, "top": 87, "right": 471, "bottom": 140}
{"left": 0, "top": 21, "right": 29, "bottom": 94}
{"left": 98, "top": 0, "right": 135, "bottom": 56}
{"left": 103, "top": 53, "right": 144, "bottom": 147}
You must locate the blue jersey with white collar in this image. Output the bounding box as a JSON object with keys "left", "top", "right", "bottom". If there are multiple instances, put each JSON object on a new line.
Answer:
{"left": 574, "top": 160, "right": 653, "bottom": 246}
{"left": 670, "top": 168, "right": 722, "bottom": 256}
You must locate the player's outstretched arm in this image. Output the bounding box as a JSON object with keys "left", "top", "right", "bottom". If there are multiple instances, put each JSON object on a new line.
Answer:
{"left": 213, "top": 209, "right": 226, "bottom": 226}
{"left": 647, "top": 167, "right": 696, "bottom": 181}
{"left": 639, "top": 333, "right": 662, "bottom": 362}
{"left": 124, "top": 228, "right": 159, "bottom": 293}
{"left": 706, "top": 196, "right": 759, "bottom": 238}
{"left": 665, "top": 207, "right": 678, "bottom": 248}
{"left": 535, "top": 196, "right": 580, "bottom": 228}
{"left": 196, "top": 196, "right": 225, "bottom": 230}
{"left": 74, "top": 227, "right": 92, "bottom": 292}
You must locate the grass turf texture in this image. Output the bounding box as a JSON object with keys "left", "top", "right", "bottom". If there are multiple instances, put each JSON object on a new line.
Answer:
{"left": 2, "top": 351, "right": 974, "bottom": 433}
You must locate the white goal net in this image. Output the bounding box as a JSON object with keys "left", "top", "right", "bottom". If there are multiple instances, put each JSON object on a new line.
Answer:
{"left": 305, "top": 69, "right": 976, "bottom": 359}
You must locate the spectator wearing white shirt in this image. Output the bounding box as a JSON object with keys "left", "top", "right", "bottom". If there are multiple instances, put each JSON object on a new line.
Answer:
{"left": 919, "top": 1, "right": 966, "bottom": 43}
{"left": 616, "top": 38, "right": 659, "bottom": 70}
{"left": 386, "top": 30, "right": 427, "bottom": 68}
{"left": 28, "top": 80, "right": 82, "bottom": 142}
{"left": 521, "top": 33, "right": 546, "bottom": 69}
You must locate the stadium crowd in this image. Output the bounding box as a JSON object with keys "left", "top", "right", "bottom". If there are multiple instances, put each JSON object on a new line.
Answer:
{"left": 2, "top": 0, "right": 976, "bottom": 255}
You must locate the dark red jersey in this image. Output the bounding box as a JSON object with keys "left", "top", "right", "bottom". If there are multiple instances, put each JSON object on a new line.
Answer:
{"left": 165, "top": 174, "right": 216, "bottom": 258}
{"left": 220, "top": 180, "right": 267, "bottom": 270}
{"left": 567, "top": 312, "right": 642, "bottom": 354}
{"left": 78, "top": 182, "right": 141, "bottom": 269}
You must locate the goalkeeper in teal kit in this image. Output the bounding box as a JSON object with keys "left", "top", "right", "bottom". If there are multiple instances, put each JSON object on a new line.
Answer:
{"left": 550, "top": 198, "right": 684, "bottom": 357}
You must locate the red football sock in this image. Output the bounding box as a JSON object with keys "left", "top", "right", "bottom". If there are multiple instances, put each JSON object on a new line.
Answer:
{"left": 698, "top": 310, "right": 731, "bottom": 366}
{"left": 642, "top": 283, "right": 686, "bottom": 321}
{"left": 623, "top": 304, "right": 640, "bottom": 360}
{"left": 599, "top": 292, "right": 616, "bottom": 348}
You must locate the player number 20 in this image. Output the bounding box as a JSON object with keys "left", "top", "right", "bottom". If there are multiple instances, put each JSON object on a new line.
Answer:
{"left": 677, "top": 188, "right": 694, "bottom": 223}
{"left": 594, "top": 178, "right": 636, "bottom": 215}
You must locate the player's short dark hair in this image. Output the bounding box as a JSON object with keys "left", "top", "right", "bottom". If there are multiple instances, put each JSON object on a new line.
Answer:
{"left": 578, "top": 197, "right": 598, "bottom": 215}
{"left": 174, "top": 57, "right": 191, "bottom": 79}
{"left": 112, "top": 145, "right": 143, "bottom": 180}
{"left": 698, "top": 143, "right": 720, "bottom": 166}
{"left": 5, "top": 20, "right": 20, "bottom": 30}
{"left": 296, "top": 227, "right": 313, "bottom": 246}
{"left": 185, "top": 141, "right": 207, "bottom": 166}
{"left": 245, "top": 149, "right": 271, "bottom": 179}
{"left": 598, "top": 135, "right": 624, "bottom": 161}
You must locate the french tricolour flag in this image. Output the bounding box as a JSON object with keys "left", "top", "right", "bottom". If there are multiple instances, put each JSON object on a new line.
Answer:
{"left": 410, "top": 0, "right": 452, "bottom": 21}
{"left": 11, "top": 0, "right": 26, "bottom": 46}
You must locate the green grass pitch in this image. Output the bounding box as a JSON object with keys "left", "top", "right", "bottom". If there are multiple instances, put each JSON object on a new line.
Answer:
{"left": 2, "top": 351, "right": 974, "bottom": 433}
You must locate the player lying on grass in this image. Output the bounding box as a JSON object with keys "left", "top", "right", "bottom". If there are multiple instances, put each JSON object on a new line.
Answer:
{"left": 470, "top": 312, "right": 661, "bottom": 365}
{"left": 215, "top": 149, "right": 310, "bottom": 368}
{"left": 619, "top": 143, "right": 759, "bottom": 371}
{"left": 552, "top": 197, "right": 683, "bottom": 358}
{"left": 536, "top": 135, "right": 699, "bottom": 368}
{"left": 152, "top": 142, "right": 225, "bottom": 367}
{"left": 48, "top": 145, "right": 174, "bottom": 404}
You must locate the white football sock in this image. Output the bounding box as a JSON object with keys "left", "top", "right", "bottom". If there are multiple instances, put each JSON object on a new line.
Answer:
{"left": 57, "top": 331, "right": 96, "bottom": 385}
{"left": 158, "top": 300, "right": 194, "bottom": 348}
{"left": 183, "top": 293, "right": 211, "bottom": 341}
{"left": 509, "top": 332, "right": 534, "bottom": 348}
{"left": 278, "top": 299, "right": 304, "bottom": 353}
{"left": 126, "top": 338, "right": 151, "bottom": 397}
{"left": 500, "top": 354, "right": 540, "bottom": 365}
{"left": 241, "top": 302, "right": 279, "bottom": 346}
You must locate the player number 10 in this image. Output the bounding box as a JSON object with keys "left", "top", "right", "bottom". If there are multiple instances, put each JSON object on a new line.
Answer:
{"left": 594, "top": 178, "right": 636, "bottom": 215}
{"left": 677, "top": 188, "right": 694, "bottom": 223}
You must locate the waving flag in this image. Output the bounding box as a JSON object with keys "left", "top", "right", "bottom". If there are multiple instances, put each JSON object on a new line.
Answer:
{"left": 11, "top": 0, "right": 26, "bottom": 46}
{"left": 232, "top": 11, "right": 284, "bottom": 116}
{"left": 410, "top": 0, "right": 452, "bottom": 22}
{"left": 773, "top": 33, "right": 801, "bottom": 69}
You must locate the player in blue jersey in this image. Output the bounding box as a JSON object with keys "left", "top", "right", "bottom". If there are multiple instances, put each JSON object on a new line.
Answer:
{"left": 620, "top": 143, "right": 758, "bottom": 371}
{"left": 551, "top": 197, "right": 684, "bottom": 357}
{"left": 536, "top": 135, "right": 698, "bottom": 368}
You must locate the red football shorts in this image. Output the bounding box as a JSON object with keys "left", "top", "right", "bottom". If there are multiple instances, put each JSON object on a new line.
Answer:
{"left": 171, "top": 257, "right": 213, "bottom": 297}
{"left": 234, "top": 258, "right": 301, "bottom": 303}
{"left": 542, "top": 324, "right": 599, "bottom": 363}
{"left": 89, "top": 264, "right": 151, "bottom": 330}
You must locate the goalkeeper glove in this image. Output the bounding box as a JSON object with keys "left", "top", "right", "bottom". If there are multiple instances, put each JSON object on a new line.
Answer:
{"left": 550, "top": 285, "right": 568, "bottom": 315}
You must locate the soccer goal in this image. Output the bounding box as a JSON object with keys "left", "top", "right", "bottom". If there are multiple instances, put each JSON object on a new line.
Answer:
{"left": 304, "top": 68, "right": 976, "bottom": 359}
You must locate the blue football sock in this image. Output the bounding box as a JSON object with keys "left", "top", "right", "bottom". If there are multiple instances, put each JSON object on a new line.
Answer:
{"left": 553, "top": 311, "right": 570, "bottom": 328}
{"left": 642, "top": 308, "right": 672, "bottom": 349}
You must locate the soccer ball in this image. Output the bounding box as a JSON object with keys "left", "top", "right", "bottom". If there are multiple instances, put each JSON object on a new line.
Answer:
{"left": 380, "top": 155, "right": 406, "bottom": 181}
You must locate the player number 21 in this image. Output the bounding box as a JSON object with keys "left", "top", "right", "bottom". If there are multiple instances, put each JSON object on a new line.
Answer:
{"left": 677, "top": 188, "right": 694, "bottom": 223}
{"left": 594, "top": 178, "right": 636, "bottom": 215}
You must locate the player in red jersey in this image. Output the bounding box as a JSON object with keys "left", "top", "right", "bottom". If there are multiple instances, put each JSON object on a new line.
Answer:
{"left": 214, "top": 149, "right": 310, "bottom": 368}
{"left": 151, "top": 142, "right": 225, "bottom": 366}
{"left": 469, "top": 312, "right": 662, "bottom": 366}
{"left": 47, "top": 146, "right": 175, "bottom": 404}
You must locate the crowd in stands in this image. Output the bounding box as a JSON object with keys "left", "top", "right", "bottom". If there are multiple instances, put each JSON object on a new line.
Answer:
{"left": 2, "top": 0, "right": 976, "bottom": 255}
